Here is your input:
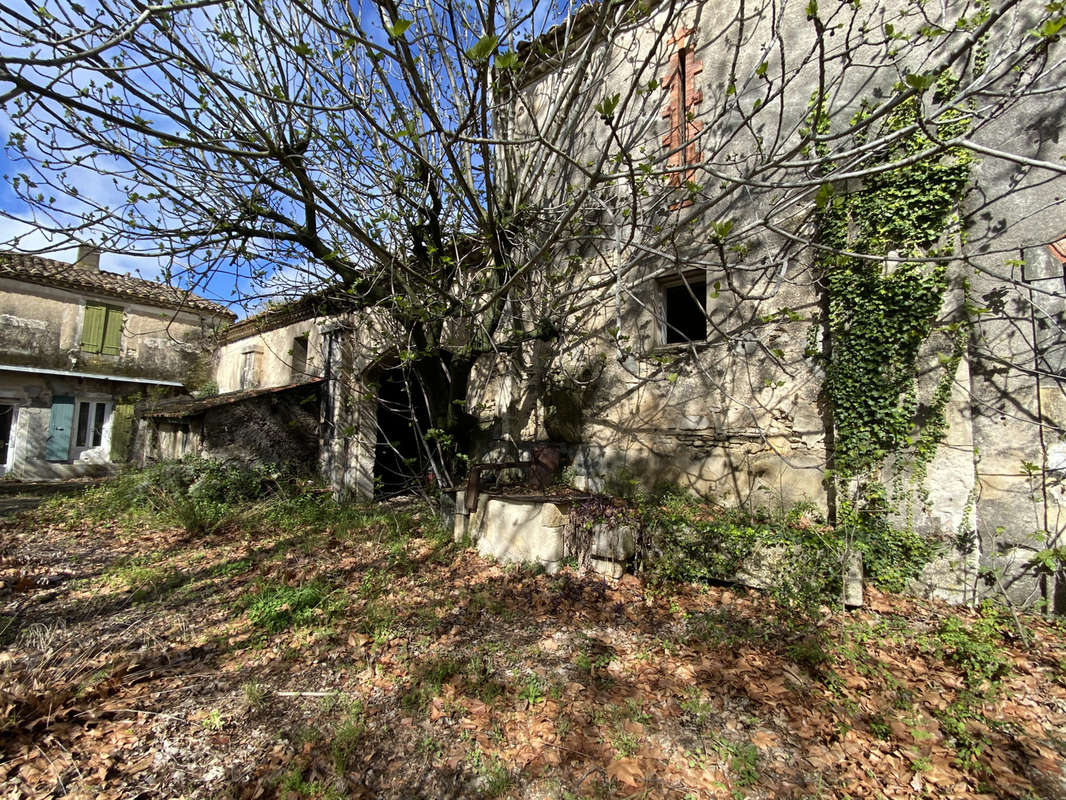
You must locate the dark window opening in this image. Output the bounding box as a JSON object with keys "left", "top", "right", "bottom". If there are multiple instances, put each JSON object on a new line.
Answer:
{"left": 291, "top": 335, "right": 309, "bottom": 380}
{"left": 0, "top": 405, "right": 13, "bottom": 466}
{"left": 663, "top": 279, "right": 707, "bottom": 343}
{"left": 75, "top": 401, "right": 107, "bottom": 448}
{"left": 374, "top": 367, "right": 430, "bottom": 498}
{"left": 76, "top": 401, "right": 90, "bottom": 447}
{"left": 92, "top": 403, "right": 106, "bottom": 447}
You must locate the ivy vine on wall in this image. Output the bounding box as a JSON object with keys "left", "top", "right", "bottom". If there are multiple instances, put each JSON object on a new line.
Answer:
{"left": 813, "top": 72, "right": 975, "bottom": 583}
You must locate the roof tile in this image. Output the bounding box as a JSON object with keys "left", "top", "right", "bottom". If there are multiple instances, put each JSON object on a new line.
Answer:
{"left": 0, "top": 252, "right": 236, "bottom": 318}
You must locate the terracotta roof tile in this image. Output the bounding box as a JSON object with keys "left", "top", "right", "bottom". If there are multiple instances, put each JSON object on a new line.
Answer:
{"left": 0, "top": 252, "right": 236, "bottom": 318}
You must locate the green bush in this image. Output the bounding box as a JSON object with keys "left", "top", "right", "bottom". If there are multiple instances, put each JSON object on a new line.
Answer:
{"left": 631, "top": 489, "right": 843, "bottom": 613}
{"left": 94, "top": 456, "right": 284, "bottom": 534}
{"left": 934, "top": 604, "right": 1011, "bottom": 691}
{"left": 840, "top": 485, "right": 938, "bottom": 593}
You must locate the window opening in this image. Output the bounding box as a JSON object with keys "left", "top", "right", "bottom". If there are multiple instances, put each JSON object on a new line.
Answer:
{"left": 291, "top": 334, "right": 309, "bottom": 380}
{"left": 75, "top": 400, "right": 108, "bottom": 448}
{"left": 662, "top": 276, "right": 707, "bottom": 344}
{"left": 0, "top": 405, "right": 13, "bottom": 468}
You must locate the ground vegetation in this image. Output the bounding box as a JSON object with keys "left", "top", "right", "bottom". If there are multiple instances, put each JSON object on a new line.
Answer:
{"left": 1, "top": 473, "right": 1064, "bottom": 798}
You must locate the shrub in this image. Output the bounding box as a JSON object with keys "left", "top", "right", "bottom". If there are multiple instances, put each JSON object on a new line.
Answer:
{"left": 94, "top": 456, "right": 284, "bottom": 534}
{"left": 626, "top": 489, "right": 844, "bottom": 614}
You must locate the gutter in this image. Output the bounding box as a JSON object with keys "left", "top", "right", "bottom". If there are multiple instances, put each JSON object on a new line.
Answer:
{"left": 0, "top": 363, "right": 184, "bottom": 387}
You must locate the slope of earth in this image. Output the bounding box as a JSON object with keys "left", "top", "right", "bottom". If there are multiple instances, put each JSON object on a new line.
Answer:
{"left": 1, "top": 490, "right": 1065, "bottom": 799}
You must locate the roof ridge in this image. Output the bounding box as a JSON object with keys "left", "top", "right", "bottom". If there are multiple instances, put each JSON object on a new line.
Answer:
{"left": 0, "top": 251, "right": 236, "bottom": 319}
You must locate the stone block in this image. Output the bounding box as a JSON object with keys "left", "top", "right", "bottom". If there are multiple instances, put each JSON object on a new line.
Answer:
{"left": 539, "top": 502, "right": 570, "bottom": 529}
{"left": 845, "top": 551, "right": 864, "bottom": 608}
{"left": 733, "top": 543, "right": 791, "bottom": 591}
{"left": 453, "top": 491, "right": 469, "bottom": 542}
{"left": 472, "top": 497, "right": 564, "bottom": 566}
{"left": 589, "top": 557, "right": 625, "bottom": 579}
{"left": 590, "top": 524, "right": 636, "bottom": 561}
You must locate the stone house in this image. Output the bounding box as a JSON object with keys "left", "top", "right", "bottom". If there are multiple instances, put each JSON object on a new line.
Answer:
{"left": 137, "top": 294, "right": 349, "bottom": 476}
{"left": 57, "top": 0, "right": 1066, "bottom": 611}
{"left": 137, "top": 1, "right": 1062, "bottom": 611}
{"left": 0, "top": 248, "right": 234, "bottom": 478}
{"left": 449, "top": 0, "right": 1066, "bottom": 610}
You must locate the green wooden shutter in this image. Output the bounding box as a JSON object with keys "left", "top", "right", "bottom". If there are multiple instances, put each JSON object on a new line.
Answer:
{"left": 81, "top": 304, "right": 105, "bottom": 353}
{"left": 46, "top": 396, "right": 75, "bottom": 461}
{"left": 101, "top": 307, "right": 123, "bottom": 355}
{"left": 109, "top": 403, "right": 134, "bottom": 462}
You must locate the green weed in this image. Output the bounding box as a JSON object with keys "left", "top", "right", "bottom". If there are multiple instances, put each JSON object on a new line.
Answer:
{"left": 243, "top": 581, "right": 345, "bottom": 632}
{"left": 717, "top": 739, "right": 759, "bottom": 787}
{"left": 330, "top": 702, "right": 366, "bottom": 773}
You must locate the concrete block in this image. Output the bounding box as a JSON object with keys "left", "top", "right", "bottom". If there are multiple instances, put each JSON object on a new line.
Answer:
{"left": 590, "top": 524, "right": 636, "bottom": 560}
{"left": 589, "top": 557, "right": 625, "bottom": 579}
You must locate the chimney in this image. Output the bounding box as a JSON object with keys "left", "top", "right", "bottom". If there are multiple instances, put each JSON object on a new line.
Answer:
{"left": 75, "top": 244, "right": 101, "bottom": 271}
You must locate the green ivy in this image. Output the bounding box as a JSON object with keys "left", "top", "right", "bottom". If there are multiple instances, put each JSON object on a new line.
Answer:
{"left": 814, "top": 73, "right": 974, "bottom": 585}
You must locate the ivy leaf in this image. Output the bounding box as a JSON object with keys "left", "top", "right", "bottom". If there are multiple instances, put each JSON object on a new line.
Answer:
{"left": 466, "top": 34, "right": 498, "bottom": 62}
{"left": 386, "top": 18, "right": 412, "bottom": 39}
{"left": 756, "top": 61, "right": 768, "bottom": 77}
{"left": 815, "top": 182, "right": 835, "bottom": 210}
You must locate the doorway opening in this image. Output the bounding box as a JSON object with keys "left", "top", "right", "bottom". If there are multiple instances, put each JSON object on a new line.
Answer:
{"left": 374, "top": 367, "right": 429, "bottom": 497}
{"left": 0, "top": 405, "right": 14, "bottom": 473}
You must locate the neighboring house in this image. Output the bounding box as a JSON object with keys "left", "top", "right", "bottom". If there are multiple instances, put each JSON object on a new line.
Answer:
{"left": 0, "top": 248, "right": 234, "bottom": 478}
{"left": 138, "top": 295, "right": 341, "bottom": 474}
{"left": 214, "top": 295, "right": 328, "bottom": 393}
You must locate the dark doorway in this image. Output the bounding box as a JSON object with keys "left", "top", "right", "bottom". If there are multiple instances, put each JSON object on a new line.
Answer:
{"left": 374, "top": 367, "right": 428, "bottom": 497}
{"left": 0, "top": 405, "right": 12, "bottom": 469}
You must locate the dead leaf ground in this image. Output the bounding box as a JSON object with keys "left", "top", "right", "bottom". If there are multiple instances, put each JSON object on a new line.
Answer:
{"left": 2, "top": 492, "right": 1065, "bottom": 799}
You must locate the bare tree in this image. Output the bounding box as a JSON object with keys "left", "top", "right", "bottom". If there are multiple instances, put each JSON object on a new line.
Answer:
{"left": 2, "top": 0, "right": 1065, "bottom": 506}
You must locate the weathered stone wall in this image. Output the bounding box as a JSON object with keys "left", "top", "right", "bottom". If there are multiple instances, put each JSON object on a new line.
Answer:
{"left": 0, "top": 278, "right": 216, "bottom": 383}
{"left": 199, "top": 389, "right": 321, "bottom": 472}
{"left": 216, "top": 317, "right": 324, "bottom": 393}
{"left": 480, "top": 0, "right": 1066, "bottom": 609}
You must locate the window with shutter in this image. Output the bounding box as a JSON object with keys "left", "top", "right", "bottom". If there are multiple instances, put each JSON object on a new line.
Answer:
{"left": 81, "top": 303, "right": 124, "bottom": 355}
{"left": 102, "top": 307, "right": 123, "bottom": 355}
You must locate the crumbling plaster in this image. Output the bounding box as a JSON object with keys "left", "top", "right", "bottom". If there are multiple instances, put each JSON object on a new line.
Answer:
{"left": 0, "top": 278, "right": 213, "bottom": 383}
{"left": 215, "top": 318, "right": 323, "bottom": 393}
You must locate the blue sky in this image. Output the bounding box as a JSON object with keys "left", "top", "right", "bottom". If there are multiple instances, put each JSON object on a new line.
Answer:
{"left": 0, "top": 0, "right": 578, "bottom": 318}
